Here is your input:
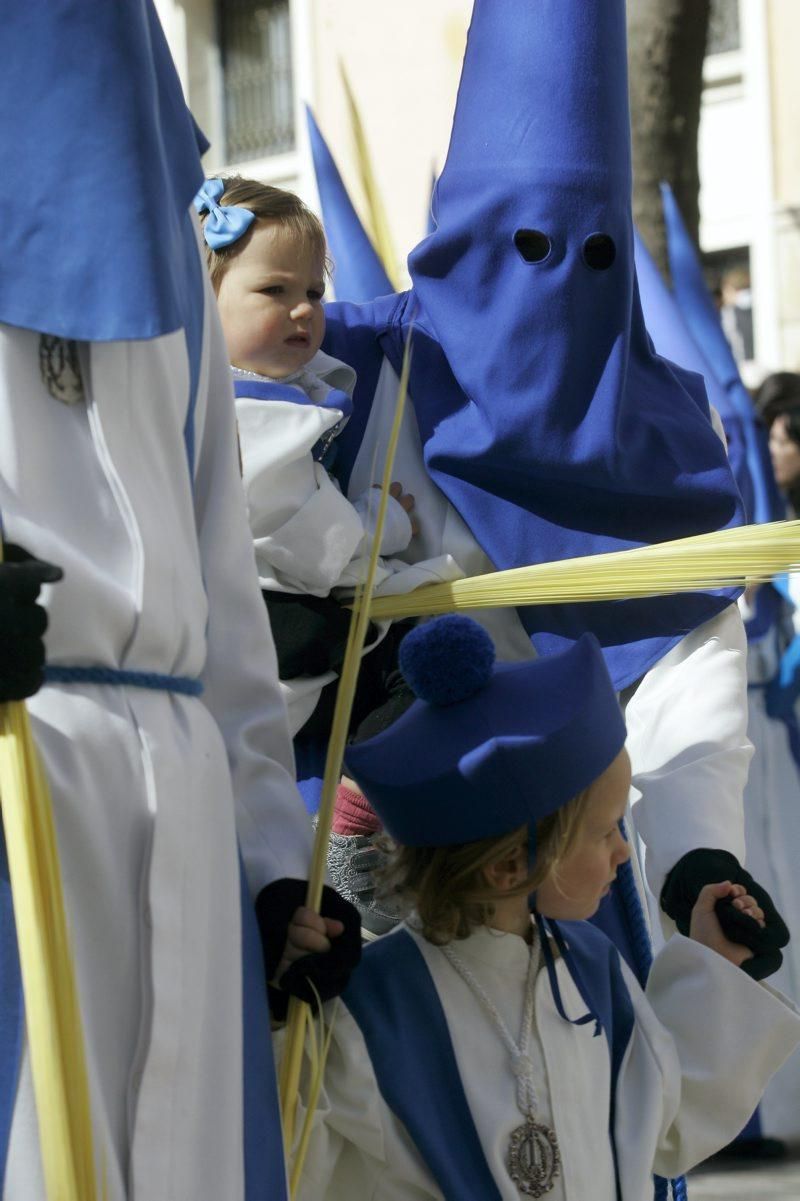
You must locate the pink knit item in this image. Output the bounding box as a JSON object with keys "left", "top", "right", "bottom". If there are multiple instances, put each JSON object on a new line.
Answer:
{"left": 332, "top": 784, "right": 383, "bottom": 836}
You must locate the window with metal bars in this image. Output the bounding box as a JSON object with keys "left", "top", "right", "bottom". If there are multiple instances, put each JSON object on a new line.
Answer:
{"left": 219, "top": 0, "right": 295, "bottom": 162}
{"left": 707, "top": 0, "right": 741, "bottom": 56}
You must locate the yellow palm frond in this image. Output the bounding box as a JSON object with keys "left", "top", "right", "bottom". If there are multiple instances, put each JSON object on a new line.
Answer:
{"left": 279, "top": 336, "right": 413, "bottom": 1192}
{"left": 0, "top": 556, "right": 102, "bottom": 1201}
{"left": 340, "top": 61, "right": 401, "bottom": 290}
{"left": 367, "top": 520, "right": 800, "bottom": 621}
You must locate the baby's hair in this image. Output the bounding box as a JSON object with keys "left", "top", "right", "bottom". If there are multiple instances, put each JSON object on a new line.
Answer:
{"left": 377, "top": 787, "right": 593, "bottom": 945}
{"left": 200, "top": 175, "right": 331, "bottom": 292}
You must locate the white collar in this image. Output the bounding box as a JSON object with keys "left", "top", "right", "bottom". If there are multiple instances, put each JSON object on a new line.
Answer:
{"left": 405, "top": 918, "right": 537, "bottom": 979}
{"left": 230, "top": 348, "right": 356, "bottom": 396}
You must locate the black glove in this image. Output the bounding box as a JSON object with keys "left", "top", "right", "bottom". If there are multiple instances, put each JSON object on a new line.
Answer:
{"left": 661, "top": 848, "right": 790, "bottom": 981}
{"left": 0, "top": 543, "right": 63, "bottom": 702}
{"left": 255, "top": 877, "right": 362, "bottom": 1020}
{"left": 263, "top": 590, "right": 358, "bottom": 678}
{"left": 350, "top": 668, "right": 416, "bottom": 743}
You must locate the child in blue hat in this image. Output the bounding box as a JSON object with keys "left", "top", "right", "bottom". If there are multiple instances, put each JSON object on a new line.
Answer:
{"left": 280, "top": 616, "right": 800, "bottom": 1201}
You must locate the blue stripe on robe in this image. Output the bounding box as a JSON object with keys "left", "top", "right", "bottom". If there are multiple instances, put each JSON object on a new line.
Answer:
{"left": 239, "top": 857, "right": 288, "bottom": 1201}
{"left": 344, "top": 922, "right": 635, "bottom": 1201}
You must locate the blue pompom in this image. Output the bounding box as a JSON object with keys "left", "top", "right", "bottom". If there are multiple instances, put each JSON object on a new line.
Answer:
{"left": 399, "top": 615, "right": 496, "bottom": 706}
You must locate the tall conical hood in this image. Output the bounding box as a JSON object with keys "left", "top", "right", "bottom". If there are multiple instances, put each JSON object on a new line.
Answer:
{"left": 398, "top": 0, "right": 742, "bottom": 689}
{"left": 660, "top": 182, "right": 782, "bottom": 524}
{"left": 0, "top": 0, "right": 205, "bottom": 341}
{"left": 306, "top": 105, "right": 394, "bottom": 304}
{"left": 413, "top": 0, "right": 634, "bottom": 414}
{"left": 661, "top": 182, "right": 741, "bottom": 394}
{"left": 634, "top": 230, "right": 754, "bottom": 520}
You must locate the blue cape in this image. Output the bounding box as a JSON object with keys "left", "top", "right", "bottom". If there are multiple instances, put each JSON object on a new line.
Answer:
{"left": 0, "top": 0, "right": 205, "bottom": 341}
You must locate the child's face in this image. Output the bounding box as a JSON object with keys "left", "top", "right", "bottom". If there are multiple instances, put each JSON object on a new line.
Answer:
{"left": 536, "top": 749, "right": 632, "bottom": 922}
{"left": 768, "top": 414, "right": 800, "bottom": 491}
{"left": 216, "top": 221, "right": 326, "bottom": 379}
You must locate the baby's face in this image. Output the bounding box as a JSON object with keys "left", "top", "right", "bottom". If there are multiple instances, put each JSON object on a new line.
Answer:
{"left": 536, "top": 749, "right": 632, "bottom": 922}
{"left": 216, "top": 220, "right": 326, "bottom": 379}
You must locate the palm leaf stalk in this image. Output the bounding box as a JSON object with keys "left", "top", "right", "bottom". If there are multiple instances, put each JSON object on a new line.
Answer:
{"left": 0, "top": 541, "right": 102, "bottom": 1201}
{"left": 340, "top": 62, "right": 400, "bottom": 290}
{"left": 367, "top": 520, "right": 800, "bottom": 621}
{"left": 279, "top": 338, "right": 413, "bottom": 1192}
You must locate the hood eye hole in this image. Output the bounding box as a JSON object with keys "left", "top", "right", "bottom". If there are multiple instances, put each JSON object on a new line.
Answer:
{"left": 514, "top": 229, "right": 552, "bottom": 264}
{"left": 583, "top": 233, "right": 616, "bottom": 271}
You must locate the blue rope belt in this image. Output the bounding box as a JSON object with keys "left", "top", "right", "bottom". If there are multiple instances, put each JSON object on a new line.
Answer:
{"left": 44, "top": 665, "right": 203, "bottom": 697}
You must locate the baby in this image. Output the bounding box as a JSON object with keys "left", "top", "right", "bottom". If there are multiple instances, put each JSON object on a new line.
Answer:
{"left": 195, "top": 177, "right": 461, "bottom": 759}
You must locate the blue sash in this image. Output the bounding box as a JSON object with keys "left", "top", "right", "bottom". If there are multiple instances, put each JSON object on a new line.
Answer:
{"left": 343, "top": 924, "right": 634, "bottom": 1201}
{"left": 238, "top": 858, "right": 288, "bottom": 1201}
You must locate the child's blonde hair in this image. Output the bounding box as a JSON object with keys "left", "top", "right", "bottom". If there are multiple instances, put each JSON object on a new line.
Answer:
{"left": 377, "top": 788, "right": 593, "bottom": 944}
{"left": 200, "top": 175, "right": 331, "bottom": 292}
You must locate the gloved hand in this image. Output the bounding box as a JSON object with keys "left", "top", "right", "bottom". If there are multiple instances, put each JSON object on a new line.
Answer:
{"left": 0, "top": 543, "right": 63, "bottom": 702}
{"left": 263, "top": 590, "right": 356, "bottom": 678}
{"left": 661, "top": 848, "right": 789, "bottom": 980}
{"left": 765, "top": 634, "right": 800, "bottom": 720}
{"left": 256, "top": 877, "right": 362, "bottom": 1020}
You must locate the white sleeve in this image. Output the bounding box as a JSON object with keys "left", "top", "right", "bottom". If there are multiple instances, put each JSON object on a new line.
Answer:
{"left": 237, "top": 394, "right": 366, "bottom": 596}
{"left": 351, "top": 489, "right": 413, "bottom": 557}
{"left": 192, "top": 269, "right": 313, "bottom": 894}
{"left": 615, "top": 935, "right": 800, "bottom": 1181}
{"left": 237, "top": 394, "right": 413, "bottom": 596}
{"left": 282, "top": 1006, "right": 389, "bottom": 1201}
{"left": 625, "top": 603, "right": 752, "bottom": 902}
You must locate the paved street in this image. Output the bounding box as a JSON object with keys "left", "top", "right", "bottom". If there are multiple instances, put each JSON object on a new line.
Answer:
{"left": 688, "top": 1149, "right": 800, "bottom": 1200}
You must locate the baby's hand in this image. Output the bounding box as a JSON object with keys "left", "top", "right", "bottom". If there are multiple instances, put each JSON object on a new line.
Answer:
{"left": 272, "top": 905, "right": 344, "bottom": 989}
{"left": 689, "top": 881, "right": 765, "bottom": 969}
{"left": 374, "top": 481, "right": 420, "bottom": 536}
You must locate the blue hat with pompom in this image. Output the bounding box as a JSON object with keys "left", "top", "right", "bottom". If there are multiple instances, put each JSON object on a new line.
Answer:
{"left": 344, "top": 615, "right": 626, "bottom": 848}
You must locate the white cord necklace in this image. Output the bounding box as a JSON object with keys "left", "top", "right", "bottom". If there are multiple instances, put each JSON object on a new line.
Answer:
{"left": 441, "top": 932, "right": 561, "bottom": 1198}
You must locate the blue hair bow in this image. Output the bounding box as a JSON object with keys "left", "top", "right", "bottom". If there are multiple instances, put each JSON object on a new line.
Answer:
{"left": 194, "top": 178, "right": 256, "bottom": 250}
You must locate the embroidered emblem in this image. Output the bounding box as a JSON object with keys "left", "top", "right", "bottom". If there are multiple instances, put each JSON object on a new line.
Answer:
{"left": 39, "top": 335, "right": 84, "bottom": 404}
{"left": 508, "top": 1116, "right": 561, "bottom": 1197}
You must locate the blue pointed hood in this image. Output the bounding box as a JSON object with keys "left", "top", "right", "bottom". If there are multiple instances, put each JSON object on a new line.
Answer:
{"left": 0, "top": 0, "right": 205, "bottom": 341}
{"left": 306, "top": 105, "right": 394, "bottom": 305}
{"left": 660, "top": 182, "right": 782, "bottom": 524}
{"left": 396, "top": 0, "right": 743, "bottom": 689}
{"left": 633, "top": 229, "right": 753, "bottom": 520}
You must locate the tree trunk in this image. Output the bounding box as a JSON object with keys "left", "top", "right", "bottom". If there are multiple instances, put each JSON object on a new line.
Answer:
{"left": 627, "top": 0, "right": 711, "bottom": 277}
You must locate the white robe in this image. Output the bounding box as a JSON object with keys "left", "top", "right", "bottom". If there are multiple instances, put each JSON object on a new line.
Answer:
{"left": 289, "top": 923, "right": 800, "bottom": 1200}
{"left": 235, "top": 351, "right": 464, "bottom": 736}
{"left": 739, "top": 587, "right": 800, "bottom": 1139}
{"left": 235, "top": 350, "right": 415, "bottom": 600}
{"left": 346, "top": 360, "right": 752, "bottom": 907}
{"left": 0, "top": 230, "right": 312, "bottom": 1200}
